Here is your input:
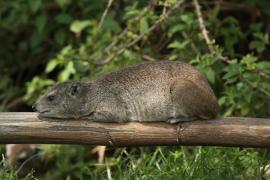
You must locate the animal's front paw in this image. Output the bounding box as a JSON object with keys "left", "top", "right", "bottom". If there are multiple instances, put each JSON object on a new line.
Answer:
{"left": 167, "top": 117, "right": 196, "bottom": 124}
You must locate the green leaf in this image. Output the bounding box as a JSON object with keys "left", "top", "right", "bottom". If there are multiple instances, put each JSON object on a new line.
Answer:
{"left": 30, "top": 31, "right": 43, "bottom": 48}
{"left": 0, "top": 75, "right": 10, "bottom": 91}
{"left": 102, "top": 15, "right": 121, "bottom": 33}
{"left": 46, "top": 59, "right": 60, "bottom": 73}
{"left": 205, "top": 67, "right": 215, "bottom": 84}
{"left": 218, "top": 96, "right": 227, "bottom": 106}
{"left": 70, "top": 20, "right": 92, "bottom": 34}
{"left": 35, "top": 15, "right": 47, "bottom": 33}
{"left": 223, "top": 62, "right": 241, "bottom": 80}
{"left": 54, "top": 29, "right": 66, "bottom": 45}
{"left": 168, "top": 24, "right": 185, "bottom": 36}
{"left": 240, "top": 107, "right": 250, "bottom": 116}
{"left": 29, "top": 0, "right": 41, "bottom": 12}
{"left": 61, "top": 45, "right": 72, "bottom": 54}
{"left": 168, "top": 40, "right": 189, "bottom": 49}
{"left": 180, "top": 14, "right": 194, "bottom": 25}
{"left": 55, "top": 13, "right": 73, "bottom": 24}
{"left": 140, "top": 17, "right": 148, "bottom": 34}
{"left": 24, "top": 77, "right": 55, "bottom": 103}
{"left": 240, "top": 55, "right": 257, "bottom": 70}
{"left": 249, "top": 40, "right": 265, "bottom": 53}
{"left": 256, "top": 61, "right": 270, "bottom": 70}
{"left": 56, "top": 0, "right": 71, "bottom": 7}
{"left": 59, "top": 61, "right": 76, "bottom": 81}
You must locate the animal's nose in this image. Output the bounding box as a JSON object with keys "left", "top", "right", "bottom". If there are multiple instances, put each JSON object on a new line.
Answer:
{"left": 32, "top": 103, "right": 37, "bottom": 112}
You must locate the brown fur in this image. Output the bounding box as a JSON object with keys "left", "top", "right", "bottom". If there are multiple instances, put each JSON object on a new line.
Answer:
{"left": 33, "top": 61, "right": 219, "bottom": 123}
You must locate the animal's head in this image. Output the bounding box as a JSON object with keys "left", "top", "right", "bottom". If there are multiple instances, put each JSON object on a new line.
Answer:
{"left": 33, "top": 81, "right": 92, "bottom": 118}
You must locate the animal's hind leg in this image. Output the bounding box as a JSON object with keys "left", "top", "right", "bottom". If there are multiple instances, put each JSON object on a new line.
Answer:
{"left": 170, "top": 78, "right": 218, "bottom": 122}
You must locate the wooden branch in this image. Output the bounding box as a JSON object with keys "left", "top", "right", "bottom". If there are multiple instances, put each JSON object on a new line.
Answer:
{"left": 0, "top": 113, "right": 270, "bottom": 148}
{"left": 98, "top": 0, "right": 114, "bottom": 29}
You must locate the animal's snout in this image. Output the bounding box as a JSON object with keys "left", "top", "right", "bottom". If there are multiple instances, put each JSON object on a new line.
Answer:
{"left": 32, "top": 103, "right": 37, "bottom": 112}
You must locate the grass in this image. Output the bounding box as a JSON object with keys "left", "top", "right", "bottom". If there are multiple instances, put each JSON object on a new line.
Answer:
{"left": 1, "top": 145, "right": 270, "bottom": 179}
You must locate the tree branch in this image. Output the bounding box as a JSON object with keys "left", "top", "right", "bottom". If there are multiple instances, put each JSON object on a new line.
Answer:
{"left": 193, "top": 0, "right": 231, "bottom": 64}
{"left": 193, "top": 0, "right": 214, "bottom": 52}
{"left": 98, "top": 0, "right": 114, "bottom": 30}
{"left": 0, "top": 112, "right": 270, "bottom": 148}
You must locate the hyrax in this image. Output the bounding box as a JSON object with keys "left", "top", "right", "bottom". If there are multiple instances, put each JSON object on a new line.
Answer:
{"left": 33, "top": 61, "right": 219, "bottom": 123}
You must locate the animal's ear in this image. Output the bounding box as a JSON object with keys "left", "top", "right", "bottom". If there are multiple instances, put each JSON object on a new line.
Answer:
{"left": 69, "top": 83, "right": 81, "bottom": 96}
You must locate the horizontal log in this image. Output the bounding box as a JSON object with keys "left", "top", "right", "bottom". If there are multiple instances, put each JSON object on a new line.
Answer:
{"left": 0, "top": 112, "right": 269, "bottom": 147}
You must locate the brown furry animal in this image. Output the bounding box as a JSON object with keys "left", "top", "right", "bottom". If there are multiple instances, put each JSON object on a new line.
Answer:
{"left": 33, "top": 61, "right": 218, "bottom": 123}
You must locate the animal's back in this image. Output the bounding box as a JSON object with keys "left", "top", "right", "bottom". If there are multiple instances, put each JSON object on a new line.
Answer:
{"left": 96, "top": 61, "right": 217, "bottom": 122}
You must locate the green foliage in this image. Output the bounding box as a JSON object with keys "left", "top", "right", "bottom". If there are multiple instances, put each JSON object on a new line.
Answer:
{"left": 249, "top": 29, "right": 269, "bottom": 53}
{"left": 0, "top": 155, "right": 36, "bottom": 180}
{"left": 110, "top": 147, "right": 268, "bottom": 179}
{"left": 1, "top": 0, "right": 270, "bottom": 179}
{"left": 3, "top": 146, "right": 267, "bottom": 179}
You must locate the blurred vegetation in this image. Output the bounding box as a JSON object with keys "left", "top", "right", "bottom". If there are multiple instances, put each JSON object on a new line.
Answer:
{"left": 0, "top": 0, "right": 270, "bottom": 179}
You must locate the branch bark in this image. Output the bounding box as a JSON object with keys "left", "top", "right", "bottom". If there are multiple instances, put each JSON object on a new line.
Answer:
{"left": 0, "top": 113, "right": 270, "bottom": 148}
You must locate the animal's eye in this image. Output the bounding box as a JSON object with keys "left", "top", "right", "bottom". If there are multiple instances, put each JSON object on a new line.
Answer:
{"left": 47, "top": 95, "right": 55, "bottom": 101}
{"left": 70, "top": 85, "right": 78, "bottom": 96}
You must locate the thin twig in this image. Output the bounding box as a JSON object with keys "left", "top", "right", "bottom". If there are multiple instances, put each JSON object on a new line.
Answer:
{"left": 6, "top": 96, "right": 23, "bottom": 109}
{"left": 245, "top": 79, "right": 270, "bottom": 97}
{"left": 193, "top": 0, "right": 231, "bottom": 64}
{"left": 16, "top": 152, "right": 43, "bottom": 175}
{"left": 94, "top": 0, "right": 185, "bottom": 65}
{"left": 181, "top": 31, "right": 199, "bottom": 53}
{"left": 98, "top": 0, "right": 114, "bottom": 30}
{"left": 104, "top": 28, "right": 128, "bottom": 54}
{"left": 200, "top": 1, "right": 258, "bottom": 14}
{"left": 142, "top": 54, "right": 158, "bottom": 61}
{"left": 193, "top": 0, "right": 214, "bottom": 52}
{"left": 257, "top": 70, "right": 270, "bottom": 80}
